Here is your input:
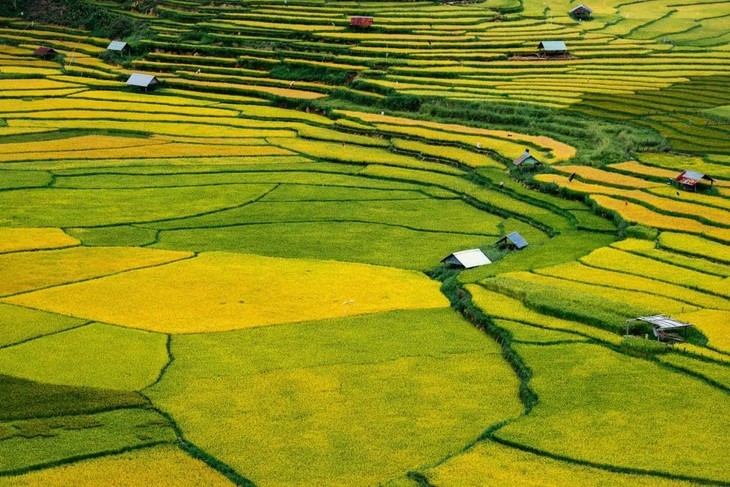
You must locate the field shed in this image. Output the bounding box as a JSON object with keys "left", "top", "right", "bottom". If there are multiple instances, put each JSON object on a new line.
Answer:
{"left": 350, "top": 16, "right": 374, "bottom": 28}
{"left": 538, "top": 41, "right": 569, "bottom": 57}
{"left": 675, "top": 170, "right": 714, "bottom": 191}
{"left": 34, "top": 46, "right": 57, "bottom": 59}
{"left": 628, "top": 315, "right": 693, "bottom": 343}
{"left": 513, "top": 149, "right": 542, "bottom": 169}
{"left": 107, "top": 41, "right": 130, "bottom": 53}
{"left": 126, "top": 73, "right": 160, "bottom": 91}
{"left": 496, "top": 231, "right": 528, "bottom": 250}
{"left": 569, "top": 5, "right": 592, "bottom": 20}
{"left": 441, "top": 249, "right": 492, "bottom": 269}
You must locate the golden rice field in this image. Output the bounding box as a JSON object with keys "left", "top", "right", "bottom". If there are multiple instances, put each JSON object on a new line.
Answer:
{"left": 0, "top": 0, "right": 728, "bottom": 485}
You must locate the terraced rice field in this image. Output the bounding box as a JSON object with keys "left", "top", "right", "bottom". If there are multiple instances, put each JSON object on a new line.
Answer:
{"left": 0, "top": 0, "right": 728, "bottom": 485}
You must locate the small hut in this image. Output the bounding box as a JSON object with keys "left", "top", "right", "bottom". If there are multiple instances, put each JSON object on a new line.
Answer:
{"left": 675, "top": 170, "right": 714, "bottom": 191}
{"left": 126, "top": 73, "right": 159, "bottom": 91}
{"left": 628, "top": 315, "right": 693, "bottom": 343}
{"left": 350, "top": 16, "right": 374, "bottom": 28}
{"left": 538, "top": 41, "right": 569, "bottom": 58}
{"left": 441, "top": 249, "right": 492, "bottom": 269}
{"left": 513, "top": 149, "right": 542, "bottom": 170}
{"left": 107, "top": 41, "right": 131, "bottom": 54}
{"left": 34, "top": 46, "right": 57, "bottom": 59}
{"left": 569, "top": 4, "right": 592, "bottom": 20}
{"left": 496, "top": 232, "right": 528, "bottom": 250}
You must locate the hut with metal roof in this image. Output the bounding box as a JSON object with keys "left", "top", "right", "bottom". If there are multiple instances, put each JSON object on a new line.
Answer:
{"left": 538, "top": 41, "right": 569, "bottom": 58}
{"left": 34, "top": 46, "right": 57, "bottom": 59}
{"left": 107, "top": 41, "right": 130, "bottom": 54}
{"left": 627, "top": 315, "right": 693, "bottom": 343}
{"left": 496, "top": 231, "right": 528, "bottom": 250}
{"left": 675, "top": 170, "right": 714, "bottom": 191}
{"left": 126, "top": 73, "right": 160, "bottom": 91}
{"left": 513, "top": 149, "right": 542, "bottom": 170}
{"left": 350, "top": 16, "right": 374, "bottom": 28}
{"left": 569, "top": 5, "right": 592, "bottom": 20}
{"left": 441, "top": 249, "right": 492, "bottom": 269}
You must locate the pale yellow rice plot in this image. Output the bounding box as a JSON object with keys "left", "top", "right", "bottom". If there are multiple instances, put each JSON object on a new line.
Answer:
{"left": 536, "top": 175, "right": 730, "bottom": 227}
{"left": 0, "top": 135, "right": 163, "bottom": 155}
{"left": 7, "top": 119, "right": 297, "bottom": 139}
{"left": 1, "top": 445, "right": 233, "bottom": 487}
{"left": 0, "top": 228, "right": 79, "bottom": 254}
{"left": 422, "top": 439, "right": 696, "bottom": 487}
{"left": 0, "top": 88, "right": 86, "bottom": 98}
{"left": 69, "top": 89, "right": 220, "bottom": 106}
{"left": 649, "top": 186, "right": 730, "bottom": 211}
{"left": 609, "top": 161, "right": 730, "bottom": 188}
{"left": 0, "top": 66, "right": 60, "bottom": 76}
{"left": 48, "top": 75, "right": 123, "bottom": 87}
{"left": 392, "top": 138, "right": 503, "bottom": 168}
{"left": 0, "top": 247, "right": 192, "bottom": 297}
{"left": 0, "top": 79, "right": 81, "bottom": 90}
{"left": 659, "top": 232, "right": 730, "bottom": 264}
{"left": 1, "top": 142, "right": 294, "bottom": 163}
{"left": 552, "top": 165, "right": 662, "bottom": 189}
{"left": 336, "top": 110, "right": 576, "bottom": 161}
{"left": 0, "top": 97, "right": 238, "bottom": 117}
{"left": 674, "top": 310, "right": 730, "bottom": 354}
{"left": 0, "top": 127, "right": 58, "bottom": 136}
{"left": 7, "top": 252, "right": 449, "bottom": 333}
{"left": 591, "top": 195, "right": 730, "bottom": 243}
{"left": 466, "top": 285, "right": 621, "bottom": 345}
{"left": 168, "top": 78, "right": 327, "bottom": 99}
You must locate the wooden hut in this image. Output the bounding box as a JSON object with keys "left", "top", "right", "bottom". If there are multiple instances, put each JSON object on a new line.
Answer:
{"left": 569, "top": 4, "right": 592, "bottom": 20}
{"left": 513, "top": 149, "right": 542, "bottom": 170}
{"left": 538, "top": 41, "right": 569, "bottom": 58}
{"left": 441, "top": 249, "right": 491, "bottom": 269}
{"left": 675, "top": 170, "right": 714, "bottom": 191}
{"left": 126, "top": 73, "right": 159, "bottom": 91}
{"left": 106, "top": 41, "right": 131, "bottom": 54}
{"left": 34, "top": 46, "right": 57, "bottom": 59}
{"left": 496, "top": 232, "right": 528, "bottom": 250}
{"left": 350, "top": 16, "right": 374, "bottom": 28}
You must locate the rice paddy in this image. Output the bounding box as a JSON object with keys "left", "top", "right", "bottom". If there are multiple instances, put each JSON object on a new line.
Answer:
{"left": 0, "top": 0, "right": 728, "bottom": 484}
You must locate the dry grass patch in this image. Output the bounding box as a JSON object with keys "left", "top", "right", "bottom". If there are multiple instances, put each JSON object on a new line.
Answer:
{"left": 6, "top": 252, "right": 448, "bottom": 333}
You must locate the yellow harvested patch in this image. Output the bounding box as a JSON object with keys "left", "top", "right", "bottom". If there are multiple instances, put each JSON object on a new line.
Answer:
{"left": 0, "top": 228, "right": 79, "bottom": 253}
{"left": 0, "top": 247, "right": 192, "bottom": 297}
{"left": 536, "top": 175, "right": 730, "bottom": 227}
{"left": 552, "top": 165, "right": 662, "bottom": 189}
{"left": 675, "top": 310, "right": 730, "bottom": 354}
{"left": 591, "top": 195, "right": 730, "bottom": 242}
{"left": 6, "top": 252, "right": 449, "bottom": 333}
{"left": 2, "top": 445, "right": 233, "bottom": 486}
{"left": 336, "top": 110, "right": 576, "bottom": 160}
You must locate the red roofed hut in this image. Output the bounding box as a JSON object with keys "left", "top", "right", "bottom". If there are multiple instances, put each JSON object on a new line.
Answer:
{"left": 34, "top": 46, "right": 57, "bottom": 59}
{"left": 675, "top": 170, "right": 714, "bottom": 191}
{"left": 350, "top": 16, "right": 373, "bottom": 28}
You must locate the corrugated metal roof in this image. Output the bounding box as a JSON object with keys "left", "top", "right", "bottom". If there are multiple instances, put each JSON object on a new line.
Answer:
{"left": 506, "top": 231, "right": 528, "bottom": 249}
{"left": 682, "top": 170, "right": 706, "bottom": 181}
{"left": 633, "top": 315, "right": 693, "bottom": 330}
{"left": 107, "top": 41, "right": 128, "bottom": 51}
{"left": 34, "top": 46, "right": 55, "bottom": 56}
{"left": 539, "top": 41, "right": 568, "bottom": 52}
{"left": 569, "top": 4, "right": 592, "bottom": 13}
{"left": 442, "top": 249, "right": 492, "bottom": 269}
{"left": 126, "top": 73, "right": 159, "bottom": 88}
{"left": 513, "top": 150, "right": 541, "bottom": 166}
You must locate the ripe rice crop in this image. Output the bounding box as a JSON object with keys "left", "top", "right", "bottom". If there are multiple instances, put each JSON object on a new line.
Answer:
{"left": 608, "top": 161, "right": 684, "bottom": 179}
{"left": 535, "top": 262, "right": 727, "bottom": 310}
{"left": 657, "top": 353, "right": 730, "bottom": 389}
{"left": 7, "top": 252, "right": 449, "bottom": 333}
{"left": 268, "top": 137, "right": 463, "bottom": 173}
{"left": 590, "top": 195, "right": 730, "bottom": 242}
{"left": 659, "top": 232, "right": 730, "bottom": 264}
{"left": 676, "top": 310, "right": 730, "bottom": 353}
{"left": 648, "top": 186, "right": 730, "bottom": 211}
{"left": 421, "top": 439, "right": 696, "bottom": 487}
{"left": 0, "top": 323, "right": 168, "bottom": 390}
{"left": 0, "top": 246, "right": 191, "bottom": 297}
{"left": 466, "top": 285, "right": 622, "bottom": 344}
{"left": 0, "top": 134, "right": 163, "bottom": 155}
{"left": 612, "top": 239, "right": 730, "bottom": 277}
{"left": 146, "top": 308, "right": 521, "bottom": 485}
{"left": 0, "top": 98, "right": 238, "bottom": 117}
{"left": 0, "top": 79, "right": 81, "bottom": 90}
{"left": 392, "top": 138, "right": 503, "bottom": 168}
{"left": 493, "top": 318, "right": 588, "bottom": 344}
{"left": 0, "top": 303, "right": 84, "bottom": 348}
{"left": 581, "top": 247, "right": 728, "bottom": 296}
{"left": 0, "top": 184, "right": 277, "bottom": 227}
{"left": 0, "top": 228, "right": 78, "bottom": 253}
{"left": 552, "top": 165, "right": 661, "bottom": 189}
{"left": 168, "top": 77, "right": 327, "bottom": 99}
{"left": 493, "top": 342, "right": 730, "bottom": 483}
{"left": 4, "top": 445, "right": 232, "bottom": 486}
